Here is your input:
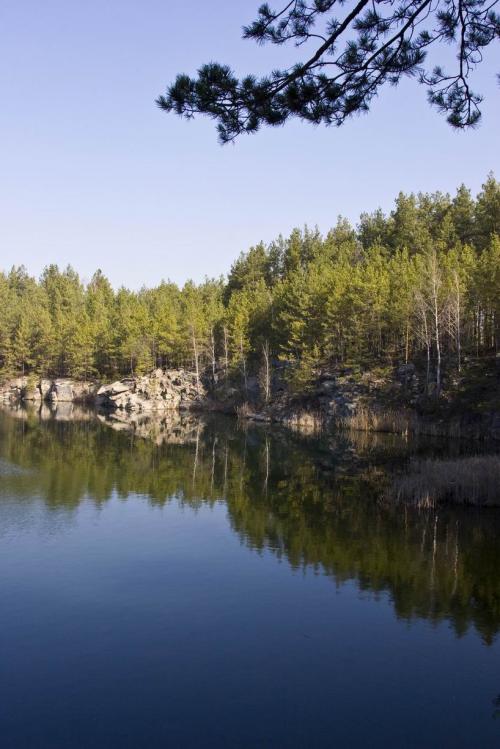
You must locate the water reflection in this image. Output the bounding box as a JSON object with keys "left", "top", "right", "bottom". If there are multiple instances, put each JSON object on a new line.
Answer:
{"left": 1, "top": 406, "right": 499, "bottom": 644}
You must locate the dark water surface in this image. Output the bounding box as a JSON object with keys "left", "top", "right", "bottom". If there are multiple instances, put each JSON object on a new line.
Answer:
{"left": 0, "top": 407, "right": 499, "bottom": 748}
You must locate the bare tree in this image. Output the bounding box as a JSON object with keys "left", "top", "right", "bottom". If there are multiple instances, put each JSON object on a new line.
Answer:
{"left": 190, "top": 323, "right": 201, "bottom": 394}
{"left": 413, "top": 249, "right": 444, "bottom": 397}
{"left": 447, "top": 269, "right": 463, "bottom": 372}
{"left": 259, "top": 340, "right": 271, "bottom": 404}
{"left": 209, "top": 326, "right": 217, "bottom": 384}
{"left": 239, "top": 333, "right": 248, "bottom": 394}
{"left": 428, "top": 250, "right": 443, "bottom": 397}
{"left": 223, "top": 325, "right": 229, "bottom": 379}
{"left": 414, "top": 289, "right": 432, "bottom": 394}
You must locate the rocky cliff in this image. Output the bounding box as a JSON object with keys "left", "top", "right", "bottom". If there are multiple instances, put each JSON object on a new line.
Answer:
{"left": 0, "top": 369, "right": 206, "bottom": 412}
{"left": 0, "top": 377, "right": 98, "bottom": 404}
{"left": 96, "top": 369, "right": 206, "bottom": 412}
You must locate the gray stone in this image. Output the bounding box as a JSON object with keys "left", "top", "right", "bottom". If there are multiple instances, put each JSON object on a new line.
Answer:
{"left": 39, "top": 379, "right": 52, "bottom": 399}
{"left": 397, "top": 363, "right": 416, "bottom": 380}
{"left": 48, "top": 380, "right": 74, "bottom": 402}
{"left": 97, "top": 381, "right": 130, "bottom": 397}
{"left": 95, "top": 370, "right": 206, "bottom": 413}
{"left": 315, "top": 379, "right": 336, "bottom": 395}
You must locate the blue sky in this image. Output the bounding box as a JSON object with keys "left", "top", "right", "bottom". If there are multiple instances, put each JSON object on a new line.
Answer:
{"left": 1, "top": 0, "right": 499, "bottom": 288}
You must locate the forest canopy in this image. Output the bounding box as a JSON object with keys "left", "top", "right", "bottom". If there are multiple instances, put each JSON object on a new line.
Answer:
{"left": 157, "top": 0, "right": 500, "bottom": 142}
{"left": 1, "top": 175, "right": 499, "bottom": 396}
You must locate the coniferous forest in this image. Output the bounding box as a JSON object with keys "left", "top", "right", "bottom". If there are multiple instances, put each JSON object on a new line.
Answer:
{"left": 2, "top": 175, "right": 499, "bottom": 396}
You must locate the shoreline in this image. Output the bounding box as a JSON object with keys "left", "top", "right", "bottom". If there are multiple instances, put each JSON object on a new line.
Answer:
{"left": 2, "top": 368, "right": 500, "bottom": 442}
{"left": 0, "top": 369, "right": 500, "bottom": 443}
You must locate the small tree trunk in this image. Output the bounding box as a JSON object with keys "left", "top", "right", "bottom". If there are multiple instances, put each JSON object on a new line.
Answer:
{"left": 239, "top": 334, "right": 247, "bottom": 394}
{"left": 451, "top": 270, "right": 462, "bottom": 373}
{"left": 223, "top": 326, "right": 229, "bottom": 379}
{"left": 191, "top": 325, "right": 200, "bottom": 394}
{"left": 260, "top": 340, "right": 271, "bottom": 404}
{"left": 429, "top": 251, "right": 442, "bottom": 397}
{"left": 210, "top": 327, "right": 216, "bottom": 384}
{"left": 476, "top": 305, "right": 480, "bottom": 357}
{"left": 434, "top": 304, "right": 441, "bottom": 397}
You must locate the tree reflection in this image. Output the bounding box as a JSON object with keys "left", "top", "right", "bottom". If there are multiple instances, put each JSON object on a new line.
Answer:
{"left": 1, "top": 406, "right": 499, "bottom": 644}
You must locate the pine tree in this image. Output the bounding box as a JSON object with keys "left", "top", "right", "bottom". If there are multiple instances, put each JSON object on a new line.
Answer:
{"left": 451, "top": 184, "right": 476, "bottom": 246}
{"left": 475, "top": 174, "right": 500, "bottom": 251}
{"left": 159, "top": 0, "right": 498, "bottom": 141}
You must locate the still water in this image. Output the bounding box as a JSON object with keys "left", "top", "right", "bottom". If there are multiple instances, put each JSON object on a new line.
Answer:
{"left": 0, "top": 407, "right": 499, "bottom": 748}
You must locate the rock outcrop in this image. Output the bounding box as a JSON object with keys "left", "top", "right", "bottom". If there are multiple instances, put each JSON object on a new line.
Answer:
{"left": 47, "top": 379, "right": 98, "bottom": 403}
{"left": 0, "top": 377, "right": 98, "bottom": 404}
{"left": 96, "top": 369, "right": 206, "bottom": 412}
{"left": 1, "top": 377, "right": 28, "bottom": 403}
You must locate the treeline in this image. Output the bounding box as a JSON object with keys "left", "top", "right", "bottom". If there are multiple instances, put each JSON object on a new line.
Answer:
{"left": 1, "top": 175, "right": 499, "bottom": 394}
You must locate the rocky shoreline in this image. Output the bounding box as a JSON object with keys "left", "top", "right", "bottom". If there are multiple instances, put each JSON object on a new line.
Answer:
{"left": 0, "top": 369, "right": 207, "bottom": 412}
{"left": 1, "top": 366, "right": 499, "bottom": 441}
{"left": 95, "top": 369, "right": 207, "bottom": 412}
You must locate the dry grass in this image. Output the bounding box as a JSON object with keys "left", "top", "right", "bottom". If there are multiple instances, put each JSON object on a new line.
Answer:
{"left": 387, "top": 455, "right": 500, "bottom": 508}
{"left": 236, "top": 402, "right": 253, "bottom": 420}
{"left": 282, "top": 409, "right": 324, "bottom": 434}
{"left": 338, "top": 407, "right": 485, "bottom": 439}
{"left": 339, "top": 407, "right": 414, "bottom": 435}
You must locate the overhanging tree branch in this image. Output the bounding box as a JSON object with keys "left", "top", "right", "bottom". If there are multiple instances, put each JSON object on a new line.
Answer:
{"left": 157, "top": 0, "right": 500, "bottom": 142}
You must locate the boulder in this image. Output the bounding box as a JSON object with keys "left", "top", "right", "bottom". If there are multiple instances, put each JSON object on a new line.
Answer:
{"left": 95, "top": 370, "right": 206, "bottom": 413}
{"left": 315, "top": 379, "right": 336, "bottom": 396}
{"left": 397, "top": 363, "right": 416, "bottom": 382}
{"left": 97, "top": 380, "right": 131, "bottom": 397}
{"left": 39, "top": 379, "right": 52, "bottom": 399}
{"left": 48, "top": 380, "right": 74, "bottom": 402}
{"left": 0, "top": 377, "right": 25, "bottom": 403}
{"left": 71, "top": 381, "right": 100, "bottom": 402}
{"left": 324, "top": 394, "right": 359, "bottom": 419}
{"left": 21, "top": 384, "right": 41, "bottom": 401}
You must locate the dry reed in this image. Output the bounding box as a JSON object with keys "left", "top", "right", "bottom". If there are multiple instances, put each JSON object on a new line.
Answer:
{"left": 236, "top": 402, "right": 253, "bottom": 420}
{"left": 339, "top": 407, "right": 414, "bottom": 435}
{"left": 282, "top": 410, "right": 324, "bottom": 434}
{"left": 339, "top": 407, "right": 483, "bottom": 439}
{"left": 387, "top": 455, "right": 500, "bottom": 508}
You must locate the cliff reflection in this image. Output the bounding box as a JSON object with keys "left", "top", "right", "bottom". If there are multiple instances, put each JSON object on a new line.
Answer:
{"left": 1, "top": 406, "right": 499, "bottom": 643}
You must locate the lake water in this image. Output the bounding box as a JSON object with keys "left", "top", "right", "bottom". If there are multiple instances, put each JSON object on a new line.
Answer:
{"left": 1, "top": 407, "right": 499, "bottom": 748}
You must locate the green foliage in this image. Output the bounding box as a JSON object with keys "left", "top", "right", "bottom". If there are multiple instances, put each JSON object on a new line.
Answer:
{"left": 1, "top": 177, "right": 499, "bottom": 396}
{"left": 157, "top": 1, "right": 499, "bottom": 141}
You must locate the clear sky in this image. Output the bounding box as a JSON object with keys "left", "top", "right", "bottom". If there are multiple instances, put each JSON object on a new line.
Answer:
{"left": 1, "top": 0, "right": 499, "bottom": 288}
